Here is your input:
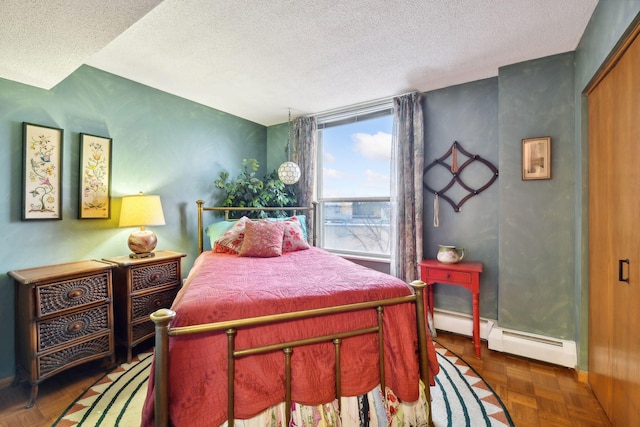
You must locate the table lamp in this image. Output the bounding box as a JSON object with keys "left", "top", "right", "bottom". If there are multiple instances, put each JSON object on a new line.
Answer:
{"left": 119, "top": 192, "right": 166, "bottom": 258}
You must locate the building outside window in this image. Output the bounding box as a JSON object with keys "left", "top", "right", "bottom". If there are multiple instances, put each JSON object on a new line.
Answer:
{"left": 316, "top": 103, "right": 393, "bottom": 259}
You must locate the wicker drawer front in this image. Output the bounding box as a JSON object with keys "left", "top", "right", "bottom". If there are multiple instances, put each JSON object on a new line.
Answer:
{"left": 37, "top": 305, "right": 110, "bottom": 351}
{"left": 131, "top": 287, "right": 179, "bottom": 321}
{"left": 132, "top": 320, "right": 155, "bottom": 344}
{"left": 131, "top": 261, "right": 180, "bottom": 292}
{"left": 37, "top": 273, "right": 110, "bottom": 317}
{"left": 37, "top": 334, "right": 111, "bottom": 379}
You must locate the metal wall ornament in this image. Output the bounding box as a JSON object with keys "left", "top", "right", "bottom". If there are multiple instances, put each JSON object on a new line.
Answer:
{"left": 423, "top": 141, "right": 498, "bottom": 216}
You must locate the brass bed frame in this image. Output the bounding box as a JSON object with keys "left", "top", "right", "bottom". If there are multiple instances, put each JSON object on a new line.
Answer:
{"left": 149, "top": 201, "right": 433, "bottom": 427}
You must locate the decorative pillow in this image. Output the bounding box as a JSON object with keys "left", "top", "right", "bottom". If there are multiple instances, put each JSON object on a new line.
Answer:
{"left": 239, "top": 220, "right": 285, "bottom": 257}
{"left": 282, "top": 216, "right": 310, "bottom": 252}
{"left": 267, "top": 214, "right": 308, "bottom": 241}
{"left": 213, "top": 217, "right": 250, "bottom": 254}
{"left": 205, "top": 221, "right": 235, "bottom": 247}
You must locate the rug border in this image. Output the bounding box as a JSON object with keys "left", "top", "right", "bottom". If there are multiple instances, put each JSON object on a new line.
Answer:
{"left": 51, "top": 352, "right": 152, "bottom": 426}
{"left": 434, "top": 340, "right": 515, "bottom": 427}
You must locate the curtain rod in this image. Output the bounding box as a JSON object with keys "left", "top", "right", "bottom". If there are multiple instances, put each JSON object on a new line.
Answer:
{"left": 307, "top": 90, "right": 418, "bottom": 120}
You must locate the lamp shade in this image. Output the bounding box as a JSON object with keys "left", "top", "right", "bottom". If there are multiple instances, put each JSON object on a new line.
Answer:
{"left": 278, "top": 161, "right": 301, "bottom": 185}
{"left": 119, "top": 193, "right": 165, "bottom": 258}
{"left": 119, "top": 194, "right": 165, "bottom": 228}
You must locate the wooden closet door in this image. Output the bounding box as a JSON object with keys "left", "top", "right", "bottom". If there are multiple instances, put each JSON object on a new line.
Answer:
{"left": 588, "top": 28, "right": 640, "bottom": 426}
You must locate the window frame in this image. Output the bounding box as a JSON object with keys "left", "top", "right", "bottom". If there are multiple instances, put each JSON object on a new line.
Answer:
{"left": 315, "top": 102, "right": 394, "bottom": 260}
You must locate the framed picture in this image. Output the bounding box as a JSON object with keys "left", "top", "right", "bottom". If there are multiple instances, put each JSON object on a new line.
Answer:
{"left": 522, "top": 137, "right": 551, "bottom": 180}
{"left": 22, "top": 122, "right": 63, "bottom": 220}
{"left": 79, "top": 133, "right": 112, "bottom": 219}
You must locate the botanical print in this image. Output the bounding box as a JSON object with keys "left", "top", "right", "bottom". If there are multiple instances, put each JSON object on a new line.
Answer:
{"left": 80, "top": 134, "right": 111, "bottom": 219}
{"left": 23, "top": 123, "right": 62, "bottom": 220}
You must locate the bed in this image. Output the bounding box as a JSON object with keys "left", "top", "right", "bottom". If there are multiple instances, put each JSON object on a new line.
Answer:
{"left": 142, "top": 201, "right": 438, "bottom": 426}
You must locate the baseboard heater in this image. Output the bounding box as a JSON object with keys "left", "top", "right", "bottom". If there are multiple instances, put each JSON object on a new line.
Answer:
{"left": 434, "top": 309, "right": 577, "bottom": 368}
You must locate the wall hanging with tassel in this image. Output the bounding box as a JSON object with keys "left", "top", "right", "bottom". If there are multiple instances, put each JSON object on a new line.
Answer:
{"left": 423, "top": 141, "right": 498, "bottom": 226}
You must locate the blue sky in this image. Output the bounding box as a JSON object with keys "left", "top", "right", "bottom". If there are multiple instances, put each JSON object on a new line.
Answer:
{"left": 320, "top": 114, "right": 393, "bottom": 198}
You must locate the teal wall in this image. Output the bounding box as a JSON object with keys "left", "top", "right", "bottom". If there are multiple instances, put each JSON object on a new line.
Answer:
{"left": 267, "top": 122, "right": 288, "bottom": 173}
{"left": 0, "top": 66, "right": 268, "bottom": 379}
{"left": 1, "top": 0, "right": 638, "bottom": 382}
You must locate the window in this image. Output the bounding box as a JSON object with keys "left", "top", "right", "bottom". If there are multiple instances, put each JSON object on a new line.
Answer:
{"left": 316, "top": 103, "right": 393, "bottom": 259}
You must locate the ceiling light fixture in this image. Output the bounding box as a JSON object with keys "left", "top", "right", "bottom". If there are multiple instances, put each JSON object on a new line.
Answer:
{"left": 277, "top": 109, "right": 301, "bottom": 185}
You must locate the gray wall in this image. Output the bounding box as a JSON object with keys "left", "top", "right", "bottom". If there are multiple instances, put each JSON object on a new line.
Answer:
{"left": 423, "top": 52, "right": 577, "bottom": 340}
{"left": 573, "top": 0, "right": 640, "bottom": 370}
{"left": 422, "top": 0, "right": 640, "bottom": 371}
{"left": 423, "top": 78, "right": 499, "bottom": 320}
{"left": 498, "top": 52, "right": 576, "bottom": 337}
{"left": 0, "top": 66, "right": 268, "bottom": 379}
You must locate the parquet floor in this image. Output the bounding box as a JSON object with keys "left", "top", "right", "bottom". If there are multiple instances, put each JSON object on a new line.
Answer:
{"left": 435, "top": 331, "right": 612, "bottom": 427}
{"left": 0, "top": 333, "right": 611, "bottom": 427}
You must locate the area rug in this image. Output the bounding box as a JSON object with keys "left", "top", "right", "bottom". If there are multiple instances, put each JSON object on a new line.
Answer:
{"left": 53, "top": 344, "right": 513, "bottom": 426}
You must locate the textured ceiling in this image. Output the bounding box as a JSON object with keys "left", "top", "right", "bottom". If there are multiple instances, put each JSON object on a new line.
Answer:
{"left": 2, "top": 0, "right": 598, "bottom": 126}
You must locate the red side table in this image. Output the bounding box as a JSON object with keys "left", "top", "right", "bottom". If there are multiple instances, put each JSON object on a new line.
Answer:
{"left": 418, "top": 259, "right": 484, "bottom": 358}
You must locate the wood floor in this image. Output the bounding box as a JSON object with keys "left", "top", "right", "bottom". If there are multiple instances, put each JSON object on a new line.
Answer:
{"left": 0, "top": 333, "right": 611, "bottom": 427}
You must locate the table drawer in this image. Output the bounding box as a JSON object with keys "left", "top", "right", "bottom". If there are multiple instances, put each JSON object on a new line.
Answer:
{"left": 131, "top": 260, "right": 180, "bottom": 292}
{"left": 422, "top": 268, "right": 472, "bottom": 284}
{"left": 37, "top": 304, "right": 110, "bottom": 351}
{"left": 37, "top": 273, "right": 110, "bottom": 317}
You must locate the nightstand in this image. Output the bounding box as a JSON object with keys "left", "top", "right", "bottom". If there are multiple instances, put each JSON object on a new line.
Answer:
{"left": 418, "top": 259, "right": 483, "bottom": 358}
{"left": 103, "top": 250, "right": 186, "bottom": 362}
{"left": 9, "top": 260, "right": 115, "bottom": 408}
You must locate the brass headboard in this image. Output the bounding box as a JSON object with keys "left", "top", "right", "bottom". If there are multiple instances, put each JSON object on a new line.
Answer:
{"left": 196, "top": 200, "right": 318, "bottom": 254}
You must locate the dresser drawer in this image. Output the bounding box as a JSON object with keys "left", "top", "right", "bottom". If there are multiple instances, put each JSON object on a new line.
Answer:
{"left": 37, "top": 334, "right": 111, "bottom": 379}
{"left": 36, "top": 272, "right": 110, "bottom": 317}
{"left": 131, "top": 287, "right": 179, "bottom": 321}
{"left": 131, "top": 319, "right": 156, "bottom": 344}
{"left": 37, "top": 304, "right": 110, "bottom": 351}
{"left": 131, "top": 260, "right": 180, "bottom": 292}
{"left": 422, "top": 268, "right": 472, "bottom": 284}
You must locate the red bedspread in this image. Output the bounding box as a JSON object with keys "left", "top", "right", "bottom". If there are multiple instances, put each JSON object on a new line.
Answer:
{"left": 141, "top": 247, "right": 438, "bottom": 427}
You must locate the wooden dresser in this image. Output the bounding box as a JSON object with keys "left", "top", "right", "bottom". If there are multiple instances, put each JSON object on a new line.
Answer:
{"left": 103, "top": 250, "right": 185, "bottom": 362}
{"left": 9, "top": 260, "right": 115, "bottom": 408}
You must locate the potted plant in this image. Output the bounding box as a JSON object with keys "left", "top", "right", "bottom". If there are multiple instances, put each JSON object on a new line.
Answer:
{"left": 214, "top": 158, "right": 297, "bottom": 218}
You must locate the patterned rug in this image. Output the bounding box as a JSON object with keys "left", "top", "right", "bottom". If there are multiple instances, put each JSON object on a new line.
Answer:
{"left": 53, "top": 344, "right": 513, "bottom": 426}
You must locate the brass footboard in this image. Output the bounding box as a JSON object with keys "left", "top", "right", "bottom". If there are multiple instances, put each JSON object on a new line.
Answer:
{"left": 150, "top": 280, "right": 432, "bottom": 427}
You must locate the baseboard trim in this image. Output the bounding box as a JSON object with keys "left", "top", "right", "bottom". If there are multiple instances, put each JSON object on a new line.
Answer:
{"left": 0, "top": 375, "right": 14, "bottom": 390}
{"left": 433, "top": 309, "right": 577, "bottom": 368}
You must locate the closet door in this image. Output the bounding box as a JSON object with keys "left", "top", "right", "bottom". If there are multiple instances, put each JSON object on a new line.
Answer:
{"left": 588, "top": 28, "right": 640, "bottom": 426}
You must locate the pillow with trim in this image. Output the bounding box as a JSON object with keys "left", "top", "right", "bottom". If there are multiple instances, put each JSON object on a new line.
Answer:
{"left": 239, "top": 219, "right": 285, "bottom": 257}
{"left": 205, "top": 221, "right": 235, "bottom": 248}
{"left": 267, "top": 214, "right": 308, "bottom": 241}
{"left": 282, "top": 216, "right": 310, "bottom": 252}
{"left": 213, "top": 216, "right": 250, "bottom": 254}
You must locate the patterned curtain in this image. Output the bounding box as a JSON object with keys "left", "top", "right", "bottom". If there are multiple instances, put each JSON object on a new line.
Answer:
{"left": 293, "top": 116, "right": 317, "bottom": 242}
{"left": 390, "top": 92, "right": 424, "bottom": 282}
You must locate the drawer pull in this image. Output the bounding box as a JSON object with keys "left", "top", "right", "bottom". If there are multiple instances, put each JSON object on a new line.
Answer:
{"left": 150, "top": 273, "right": 161, "bottom": 282}
{"left": 67, "top": 289, "right": 85, "bottom": 299}
{"left": 67, "top": 320, "right": 85, "bottom": 332}
{"left": 445, "top": 274, "right": 451, "bottom": 279}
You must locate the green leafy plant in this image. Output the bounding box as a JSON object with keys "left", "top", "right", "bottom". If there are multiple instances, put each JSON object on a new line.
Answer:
{"left": 214, "top": 158, "right": 297, "bottom": 218}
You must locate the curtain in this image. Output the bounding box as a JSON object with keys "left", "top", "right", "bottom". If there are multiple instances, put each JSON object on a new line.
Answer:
{"left": 293, "top": 116, "right": 317, "bottom": 242}
{"left": 390, "top": 92, "right": 424, "bottom": 282}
